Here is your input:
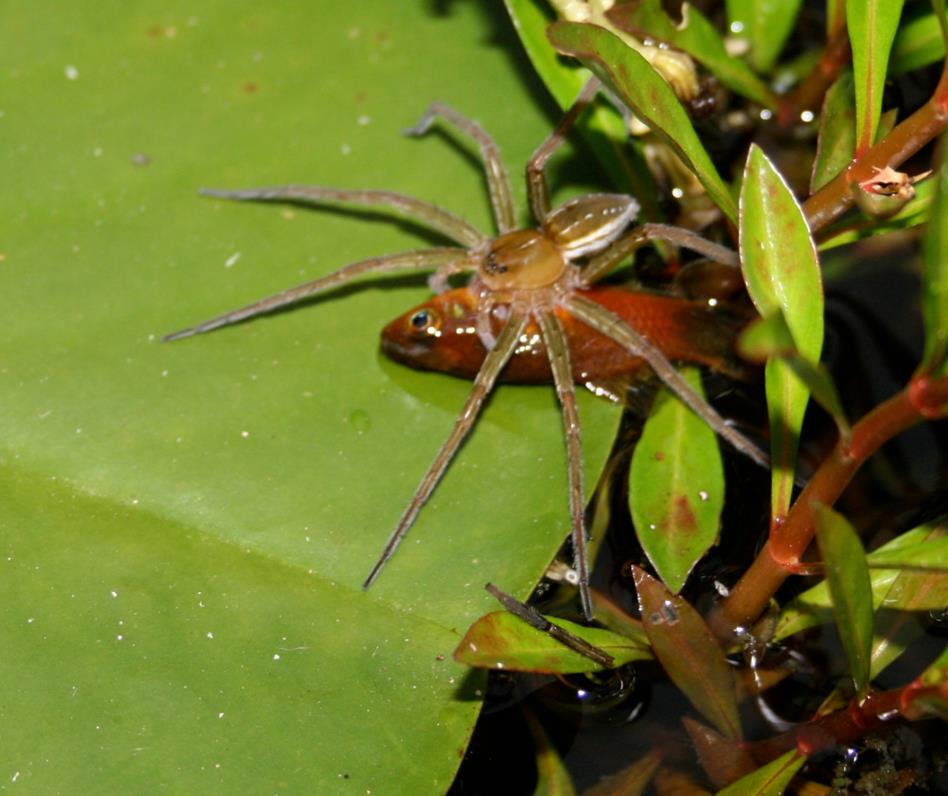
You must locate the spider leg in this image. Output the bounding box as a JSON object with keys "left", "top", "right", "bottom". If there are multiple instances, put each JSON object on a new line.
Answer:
{"left": 475, "top": 292, "right": 498, "bottom": 351}
{"left": 581, "top": 222, "right": 740, "bottom": 286}
{"left": 163, "top": 248, "right": 469, "bottom": 341}
{"left": 537, "top": 309, "right": 593, "bottom": 621}
{"left": 199, "top": 185, "right": 485, "bottom": 248}
{"left": 362, "top": 310, "right": 529, "bottom": 590}
{"left": 427, "top": 258, "right": 477, "bottom": 294}
{"left": 527, "top": 77, "right": 601, "bottom": 223}
{"left": 404, "top": 102, "right": 517, "bottom": 235}
{"left": 565, "top": 294, "right": 770, "bottom": 469}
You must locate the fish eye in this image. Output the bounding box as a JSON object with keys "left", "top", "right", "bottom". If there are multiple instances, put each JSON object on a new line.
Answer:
{"left": 408, "top": 308, "right": 440, "bottom": 334}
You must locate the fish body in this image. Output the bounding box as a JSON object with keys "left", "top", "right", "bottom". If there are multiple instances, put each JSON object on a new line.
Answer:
{"left": 381, "top": 285, "right": 750, "bottom": 384}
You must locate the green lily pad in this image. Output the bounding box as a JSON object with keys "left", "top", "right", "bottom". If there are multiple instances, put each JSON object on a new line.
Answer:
{"left": 0, "top": 1, "right": 621, "bottom": 790}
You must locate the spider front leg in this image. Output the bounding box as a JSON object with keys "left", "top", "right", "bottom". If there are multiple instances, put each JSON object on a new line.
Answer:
{"left": 405, "top": 102, "right": 517, "bottom": 235}
{"left": 199, "top": 185, "right": 485, "bottom": 248}
{"left": 526, "top": 78, "right": 601, "bottom": 223}
{"left": 537, "top": 309, "right": 593, "bottom": 620}
{"left": 163, "top": 248, "right": 470, "bottom": 341}
{"left": 581, "top": 223, "right": 740, "bottom": 286}
{"left": 565, "top": 294, "right": 770, "bottom": 469}
{"left": 363, "top": 310, "right": 529, "bottom": 590}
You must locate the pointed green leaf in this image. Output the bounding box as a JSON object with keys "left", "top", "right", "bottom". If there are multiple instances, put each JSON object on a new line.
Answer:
{"left": 815, "top": 506, "right": 874, "bottom": 693}
{"left": 725, "top": 0, "right": 804, "bottom": 72}
{"left": 548, "top": 21, "right": 738, "bottom": 222}
{"left": 630, "top": 367, "right": 725, "bottom": 593}
{"left": 921, "top": 134, "right": 948, "bottom": 375}
{"left": 740, "top": 145, "right": 824, "bottom": 518}
{"left": 714, "top": 750, "right": 806, "bottom": 796}
{"left": 890, "top": 11, "right": 946, "bottom": 75}
{"left": 775, "top": 522, "right": 948, "bottom": 646}
{"left": 847, "top": 0, "right": 906, "bottom": 152}
{"left": 454, "top": 611, "right": 651, "bottom": 674}
{"left": 811, "top": 72, "right": 856, "bottom": 193}
{"left": 504, "top": 0, "right": 663, "bottom": 215}
{"left": 633, "top": 567, "right": 741, "bottom": 739}
{"left": 608, "top": 0, "right": 777, "bottom": 108}
{"left": 739, "top": 312, "right": 850, "bottom": 440}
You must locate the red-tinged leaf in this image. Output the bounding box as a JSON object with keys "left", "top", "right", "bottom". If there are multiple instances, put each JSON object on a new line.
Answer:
{"left": 811, "top": 72, "right": 856, "bottom": 193}
{"left": 682, "top": 718, "right": 758, "bottom": 790}
{"left": 714, "top": 750, "right": 806, "bottom": 796}
{"left": 847, "top": 0, "right": 906, "bottom": 153}
{"left": 582, "top": 751, "right": 662, "bottom": 796}
{"left": 454, "top": 611, "right": 651, "bottom": 675}
{"left": 630, "top": 366, "right": 724, "bottom": 593}
{"left": 607, "top": 0, "right": 776, "bottom": 108}
{"left": 524, "top": 708, "right": 577, "bottom": 796}
{"left": 815, "top": 506, "right": 874, "bottom": 694}
{"left": 774, "top": 522, "right": 948, "bottom": 643}
{"left": 740, "top": 145, "right": 824, "bottom": 521}
{"left": 725, "top": 0, "right": 803, "bottom": 72}
{"left": 921, "top": 134, "right": 948, "bottom": 375}
{"left": 548, "top": 21, "right": 738, "bottom": 223}
{"left": 738, "top": 312, "right": 850, "bottom": 441}
{"left": 632, "top": 567, "right": 741, "bottom": 739}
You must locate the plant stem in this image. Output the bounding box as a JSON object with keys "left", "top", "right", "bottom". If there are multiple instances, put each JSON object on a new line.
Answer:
{"left": 804, "top": 60, "right": 948, "bottom": 232}
{"left": 744, "top": 680, "right": 948, "bottom": 763}
{"left": 710, "top": 375, "right": 948, "bottom": 639}
{"left": 777, "top": 28, "right": 851, "bottom": 127}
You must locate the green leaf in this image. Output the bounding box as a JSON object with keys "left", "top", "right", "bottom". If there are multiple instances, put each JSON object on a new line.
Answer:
{"left": 607, "top": 0, "right": 777, "bottom": 108}
{"left": 633, "top": 567, "right": 741, "bottom": 739}
{"left": 725, "top": 0, "right": 804, "bottom": 72}
{"left": 811, "top": 71, "right": 856, "bottom": 193}
{"left": 714, "top": 750, "right": 806, "bottom": 796}
{"left": 0, "top": 1, "right": 622, "bottom": 790}
{"left": 815, "top": 506, "right": 875, "bottom": 693}
{"left": 921, "top": 134, "right": 948, "bottom": 375}
{"left": 847, "top": 0, "right": 907, "bottom": 152}
{"left": 548, "top": 21, "right": 738, "bottom": 222}
{"left": 504, "top": 0, "right": 663, "bottom": 216}
{"left": 739, "top": 145, "right": 824, "bottom": 519}
{"left": 890, "top": 10, "right": 947, "bottom": 75}
{"left": 629, "top": 367, "right": 725, "bottom": 593}
{"left": 738, "top": 312, "right": 850, "bottom": 440}
{"left": 775, "top": 522, "right": 948, "bottom": 647}
{"left": 454, "top": 611, "right": 651, "bottom": 674}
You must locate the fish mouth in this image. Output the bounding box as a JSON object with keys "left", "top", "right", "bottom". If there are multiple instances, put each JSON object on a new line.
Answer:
{"left": 379, "top": 329, "right": 437, "bottom": 372}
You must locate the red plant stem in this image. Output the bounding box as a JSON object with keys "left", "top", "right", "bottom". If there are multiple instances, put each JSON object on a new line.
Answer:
{"left": 777, "top": 28, "right": 851, "bottom": 127}
{"left": 744, "top": 681, "right": 948, "bottom": 763}
{"left": 710, "top": 376, "right": 948, "bottom": 639}
{"left": 804, "top": 61, "right": 948, "bottom": 232}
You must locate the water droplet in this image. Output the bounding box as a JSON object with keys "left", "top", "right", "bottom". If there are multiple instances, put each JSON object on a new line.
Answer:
{"left": 348, "top": 409, "right": 371, "bottom": 434}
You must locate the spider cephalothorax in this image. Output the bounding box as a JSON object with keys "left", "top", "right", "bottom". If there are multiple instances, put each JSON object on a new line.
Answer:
{"left": 165, "top": 79, "right": 765, "bottom": 619}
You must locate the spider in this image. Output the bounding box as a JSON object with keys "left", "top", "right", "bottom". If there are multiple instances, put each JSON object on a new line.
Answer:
{"left": 165, "top": 79, "right": 767, "bottom": 619}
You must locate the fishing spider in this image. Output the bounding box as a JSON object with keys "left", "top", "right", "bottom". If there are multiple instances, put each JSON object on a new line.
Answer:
{"left": 166, "top": 80, "right": 766, "bottom": 619}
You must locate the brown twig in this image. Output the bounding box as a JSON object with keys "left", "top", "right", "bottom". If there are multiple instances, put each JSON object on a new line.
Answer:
{"left": 710, "top": 375, "right": 948, "bottom": 639}
{"left": 778, "top": 28, "right": 852, "bottom": 127}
